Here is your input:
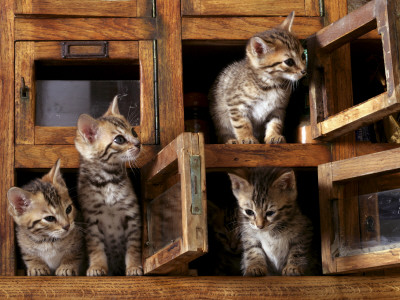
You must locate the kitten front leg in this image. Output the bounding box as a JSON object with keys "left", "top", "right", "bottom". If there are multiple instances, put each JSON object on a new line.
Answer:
{"left": 241, "top": 236, "right": 268, "bottom": 276}
{"left": 23, "top": 254, "right": 51, "bottom": 276}
{"left": 264, "top": 117, "right": 286, "bottom": 144}
{"left": 229, "top": 109, "right": 258, "bottom": 144}
{"left": 86, "top": 221, "right": 108, "bottom": 276}
{"left": 124, "top": 213, "right": 143, "bottom": 276}
{"left": 56, "top": 251, "right": 83, "bottom": 276}
{"left": 282, "top": 243, "right": 309, "bottom": 276}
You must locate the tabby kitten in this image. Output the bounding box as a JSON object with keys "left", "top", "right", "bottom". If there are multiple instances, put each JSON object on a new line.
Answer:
{"left": 7, "top": 159, "right": 83, "bottom": 276}
{"left": 228, "top": 168, "right": 315, "bottom": 276}
{"left": 75, "top": 96, "right": 143, "bottom": 276}
{"left": 210, "top": 12, "right": 306, "bottom": 144}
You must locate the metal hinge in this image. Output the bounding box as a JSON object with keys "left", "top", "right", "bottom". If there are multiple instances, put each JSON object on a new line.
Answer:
{"left": 190, "top": 155, "right": 202, "bottom": 215}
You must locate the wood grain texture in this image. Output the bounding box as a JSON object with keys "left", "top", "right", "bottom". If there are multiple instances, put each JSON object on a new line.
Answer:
{"left": 336, "top": 250, "right": 400, "bottom": 273}
{"left": 139, "top": 40, "right": 155, "bottom": 145}
{"left": 15, "top": 0, "right": 137, "bottom": 17}
{"left": 204, "top": 144, "right": 331, "bottom": 168}
{"left": 137, "top": 0, "right": 153, "bottom": 17}
{"left": 331, "top": 147, "right": 400, "bottom": 183}
{"left": 2, "top": 276, "right": 400, "bottom": 299}
{"left": 182, "top": 17, "right": 323, "bottom": 40}
{"left": 0, "top": 0, "right": 16, "bottom": 276}
{"left": 15, "top": 42, "right": 35, "bottom": 144}
{"left": 15, "top": 18, "right": 156, "bottom": 41}
{"left": 15, "top": 145, "right": 157, "bottom": 169}
{"left": 181, "top": 0, "right": 306, "bottom": 16}
{"left": 157, "top": 0, "right": 185, "bottom": 146}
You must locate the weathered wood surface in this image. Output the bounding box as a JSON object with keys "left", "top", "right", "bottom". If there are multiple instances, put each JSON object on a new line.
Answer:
{"left": 15, "top": 18, "right": 156, "bottom": 41}
{"left": 330, "top": 147, "right": 400, "bottom": 183}
{"left": 204, "top": 144, "right": 331, "bottom": 168}
{"left": 15, "top": 145, "right": 158, "bottom": 169}
{"left": 0, "top": 0, "right": 15, "bottom": 276}
{"left": 15, "top": 0, "right": 137, "bottom": 17}
{"left": 182, "top": 17, "right": 323, "bottom": 40}
{"left": 2, "top": 276, "right": 400, "bottom": 299}
{"left": 181, "top": 0, "right": 318, "bottom": 16}
{"left": 157, "top": 0, "right": 185, "bottom": 146}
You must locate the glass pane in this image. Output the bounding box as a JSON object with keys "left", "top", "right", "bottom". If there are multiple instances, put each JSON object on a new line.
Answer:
{"left": 147, "top": 183, "right": 182, "bottom": 256}
{"left": 334, "top": 173, "right": 400, "bottom": 257}
{"left": 36, "top": 80, "right": 140, "bottom": 126}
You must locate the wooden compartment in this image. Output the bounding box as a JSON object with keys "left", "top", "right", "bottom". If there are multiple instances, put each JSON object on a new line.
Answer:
{"left": 181, "top": 0, "right": 320, "bottom": 16}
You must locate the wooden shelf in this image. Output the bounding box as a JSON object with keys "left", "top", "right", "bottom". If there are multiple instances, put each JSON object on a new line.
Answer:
{"left": 1, "top": 276, "right": 400, "bottom": 299}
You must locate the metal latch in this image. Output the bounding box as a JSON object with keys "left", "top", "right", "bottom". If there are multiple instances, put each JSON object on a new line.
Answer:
{"left": 190, "top": 155, "right": 202, "bottom": 215}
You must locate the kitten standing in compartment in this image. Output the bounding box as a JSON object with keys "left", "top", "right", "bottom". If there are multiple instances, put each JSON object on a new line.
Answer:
{"left": 229, "top": 168, "right": 316, "bottom": 276}
{"left": 210, "top": 12, "right": 306, "bottom": 144}
{"left": 75, "top": 96, "right": 143, "bottom": 276}
{"left": 7, "top": 159, "right": 84, "bottom": 276}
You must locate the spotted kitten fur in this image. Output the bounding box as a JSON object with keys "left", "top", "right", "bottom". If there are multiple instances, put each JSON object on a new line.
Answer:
{"left": 7, "top": 159, "right": 84, "bottom": 276}
{"left": 75, "top": 96, "right": 142, "bottom": 276}
{"left": 229, "top": 168, "right": 315, "bottom": 276}
{"left": 210, "top": 12, "right": 306, "bottom": 144}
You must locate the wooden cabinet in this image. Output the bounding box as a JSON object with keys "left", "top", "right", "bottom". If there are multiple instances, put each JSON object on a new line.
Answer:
{"left": 3, "top": 0, "right": 400, "bottom": 298}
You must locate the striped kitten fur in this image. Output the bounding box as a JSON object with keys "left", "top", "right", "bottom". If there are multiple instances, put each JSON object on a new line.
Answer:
{"left": 229, "top": 168, "right": 315, "bottom": 276}
{"left": 7, "top": 159, "right": 84, "bottom": 276}
{"left": 210, "top": 12, "right": 306, "bottom": 144}
{"left": 75, "top": 96, "right": 142, "bottom": 276}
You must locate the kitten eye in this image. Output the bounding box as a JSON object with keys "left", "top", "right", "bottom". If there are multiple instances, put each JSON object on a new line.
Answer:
{"left": 245, "top": 209, "right": 255, "bottom": 216}
{"left": 301, "top": 52, "right": 306, "bottom": 61}
{"left": 266, "top": 211, "right": 275, "bottom": 217}
{"left": 66, "top": 205, "right": 72, "bottom": 215}
{"left": 284, "top": 58, "right": 295, "bottom": 67}
{"left": 44, "top": 216, "right": 56, "bottom": 222}
{"left": 114, "top": 135, "right": 127, "bottom": 145}
{"left": 131, "top": 128, "right": 138, "bottom": 138}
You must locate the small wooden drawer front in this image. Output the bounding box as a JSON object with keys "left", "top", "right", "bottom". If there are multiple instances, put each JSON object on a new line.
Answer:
{"left": 14, "top": 0, "right": 152, "bottom": 17}
{"left": 181, "top": 0, "right": 320, "bottom": 16}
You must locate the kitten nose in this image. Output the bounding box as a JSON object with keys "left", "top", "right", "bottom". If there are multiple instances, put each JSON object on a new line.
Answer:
{"left": 63, "top": 224, "right": 70, "bottom": 231}
{"left": 133, "top": 139, "right": 141, "bottom": 147}
{"left": 256, "top": 220, "right": 265, "bottom": 229}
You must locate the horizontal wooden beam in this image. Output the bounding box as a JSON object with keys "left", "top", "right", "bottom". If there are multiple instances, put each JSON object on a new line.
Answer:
{"left": 316, "top": 92, "right": 400, "bottom": 141}
{"left": 15, "top": 18, "right": 156, "bottom": 41}
{"left": 331, "top": 146, "right": 400, "bottom": 183}
{"left": 182, "top": 17, "right": 323, "bottom": 40}
{"left": 1, "top": 276, "right": 400, "bottom": 298}
{"left": 15, "top": 145, "right": 158, "bottom": 169}
{"left": 311, "top": 0, "right": 377, "bottom": 52}
{"left": 204, "top": 144, "right": 331, "bottom": 168}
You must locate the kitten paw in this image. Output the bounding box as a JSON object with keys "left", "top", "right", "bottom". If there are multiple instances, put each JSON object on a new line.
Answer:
{"left": 86, "top": 265, "right": 108, "bottom": 276}
{"left": 244, "top": 265, "right": 267, "bottom": 276}
{"left": 265, "top": 135, "right": 286, "bottom": 144}
{"left": 27, "top": 266, "right": 51, "bottom": 276}
{"left": 226, "top": 137, "right": 258, "bottom": 144}
{"left": 282, "top": 264, "right": 305, "bottom": 276}
{"left": 55, "top": 266, "right": 78, "bottom": 276}
{"left": 126, "top": 266, "right": 143, "bottom": 276}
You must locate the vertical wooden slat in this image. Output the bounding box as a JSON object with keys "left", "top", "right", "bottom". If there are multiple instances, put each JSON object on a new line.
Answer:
{"left": 318, "top": 163, "right": 337, "bottom": 274}
{"left": 157, "top": 0, "right": 185, "bottom": 147}
{"left": 0, "top": 0, "right": 16, "bottom": 276}
{"left": 139, "top": 40, "right": 155, "bottom": 145}
{"left": 15, "top": 42, "right": 35, "bottom": 145}
{"left": 137, "top": 0, "right": 153, "bottom": 17}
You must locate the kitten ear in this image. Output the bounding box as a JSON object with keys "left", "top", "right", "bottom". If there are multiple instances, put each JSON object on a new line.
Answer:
{"left": 104, "top": 95, "right": 121, "bottom": 116}
{"left": 272, "top": 170, "right": 296, "bottom": 191}
{"left": 77, "top": 114, "right": 99, "bottom": 144}
{"left": 249, "top": 37, "right": 272, "bottom": 56}
{"left": 42, "top": 159, "right": 66, "bottom": 187}
{"left": 228, "top": 169, "right": 250, "bottom": 191}
{"left": 7, "top": 187, "right": 33, "bottom": 216}
{"left": 277, "top": 11, "right": 295, "bottom": 32}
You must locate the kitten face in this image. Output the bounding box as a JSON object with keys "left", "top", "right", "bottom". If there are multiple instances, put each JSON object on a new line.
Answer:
{"left": 229, "top": 168, "right": 297, "bottom": 232}
{"left": 75, "top": 96, "right": 141, "bottom": 164}
{"left": 246, "top": 12, "right": 306, "bottom": 83}
{"left": 8, "top": 159, "right": 76, "bottom": 240}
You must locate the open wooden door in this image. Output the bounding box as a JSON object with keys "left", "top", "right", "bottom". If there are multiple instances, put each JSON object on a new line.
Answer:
{"left": 141, "top": 132, "right": 207, "bottom": 274}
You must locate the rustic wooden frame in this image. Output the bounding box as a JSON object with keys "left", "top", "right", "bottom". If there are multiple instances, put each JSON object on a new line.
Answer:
{"left": 141, "top": 132, "right": 207, "bottom": 274}
{"left": 14, "top": 40, "right": 155, "bottom": 147}
{"left": 181, "top": 0, "right": 320, "bottom": 16}
{"left": 319, "top": 147, "right": 400, "bottom": 274}
{"left": 308, "top": 0, "right": 400, "bottom": 141}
